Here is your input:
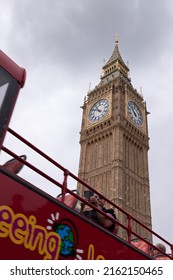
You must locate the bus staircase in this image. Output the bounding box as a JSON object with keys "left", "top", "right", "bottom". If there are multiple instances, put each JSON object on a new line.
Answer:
{"left": 1, "top": 127, "right": 173, "bottom": 260}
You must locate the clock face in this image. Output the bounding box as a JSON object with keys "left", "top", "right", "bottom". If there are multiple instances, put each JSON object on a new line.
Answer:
{"left": 128, "top": 101, "right": 143, "bottom": 126}
{"left": 89, "top": 99, "right": 109, "bottom": 123}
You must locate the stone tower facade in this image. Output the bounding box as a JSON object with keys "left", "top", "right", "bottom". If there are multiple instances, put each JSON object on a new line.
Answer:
{"left": 78, "top": 37, "right": 152, "bottom": 240}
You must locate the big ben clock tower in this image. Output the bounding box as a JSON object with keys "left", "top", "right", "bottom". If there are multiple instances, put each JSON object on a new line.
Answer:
{"left": 78, "top": 36, "right": 152, "bottom": 239}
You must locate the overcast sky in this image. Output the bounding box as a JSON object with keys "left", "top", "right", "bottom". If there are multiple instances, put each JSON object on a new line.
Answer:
{"left": 1, "top": 0, "right": 173, "bottom": 249}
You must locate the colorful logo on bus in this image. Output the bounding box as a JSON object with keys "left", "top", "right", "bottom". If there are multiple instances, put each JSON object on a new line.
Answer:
{"left": 47, "top": 212, "right": 84, "bottom": 259}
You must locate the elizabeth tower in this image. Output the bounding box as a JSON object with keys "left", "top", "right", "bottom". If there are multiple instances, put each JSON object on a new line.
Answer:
{"left": 78, "top": 37, "right": 152, "bottom": 239}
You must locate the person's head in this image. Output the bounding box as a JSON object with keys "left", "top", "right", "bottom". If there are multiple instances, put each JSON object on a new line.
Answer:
{"left": 156, "top": 243, "right": 166, "bottom": 253}
{"left": 89, "top": 195, "right": 99, "bottom": 206}
{"left": 154, "top": 243, "right": 166, "bottom": 257}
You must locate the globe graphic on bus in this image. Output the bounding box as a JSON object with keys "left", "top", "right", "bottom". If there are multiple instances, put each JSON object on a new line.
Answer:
{"left": 54, "top": 223, "right": 75, "bottom": 256}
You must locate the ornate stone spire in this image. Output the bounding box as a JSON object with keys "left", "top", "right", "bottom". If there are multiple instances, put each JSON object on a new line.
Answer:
{"left": 104, "top": 34, "right": 124, "bottom": 66}
{"left": 102, "top": 34, "right": 129, "bottom": 79}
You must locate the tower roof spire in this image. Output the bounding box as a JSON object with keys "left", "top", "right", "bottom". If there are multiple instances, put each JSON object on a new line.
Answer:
{"left": 102, "top": 34, "right": 129, "bottom": 79}
{"left": 104, "top": 34, "right": 125, "bottom": 67}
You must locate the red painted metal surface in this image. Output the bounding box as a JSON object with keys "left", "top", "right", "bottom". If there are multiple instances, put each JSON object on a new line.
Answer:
{"left": 0, "top": 50, "right": 26, "bottom": 149}
{"left": 0, "top": 170, "right": 152, "bottom": 260}
{"left": 0, "top": 50, "right": 26, "bottom": 86}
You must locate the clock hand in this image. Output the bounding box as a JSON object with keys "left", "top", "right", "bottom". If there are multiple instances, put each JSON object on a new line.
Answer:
{"left": 132, "top": 108, "right": 137, "bottom": 117}
{"left": 95, "top": 107, "right": 102, "bottom": 113}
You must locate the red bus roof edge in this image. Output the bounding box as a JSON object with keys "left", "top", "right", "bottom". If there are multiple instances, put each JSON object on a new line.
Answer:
{"left": 0, "top": 50, "right": 26, "bottom": 87}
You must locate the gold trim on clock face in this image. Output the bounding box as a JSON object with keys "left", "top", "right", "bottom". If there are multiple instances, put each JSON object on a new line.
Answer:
{"left": 128, "top": 100, "right": 143, "bottom": 126}
{"left": 89, "top": 98, "right": 109, "bottom": 123}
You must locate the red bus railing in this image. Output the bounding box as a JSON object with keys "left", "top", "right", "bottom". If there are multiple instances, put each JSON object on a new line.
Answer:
{"left": 1, "top": 127, "right": 173, "bottom": 260}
